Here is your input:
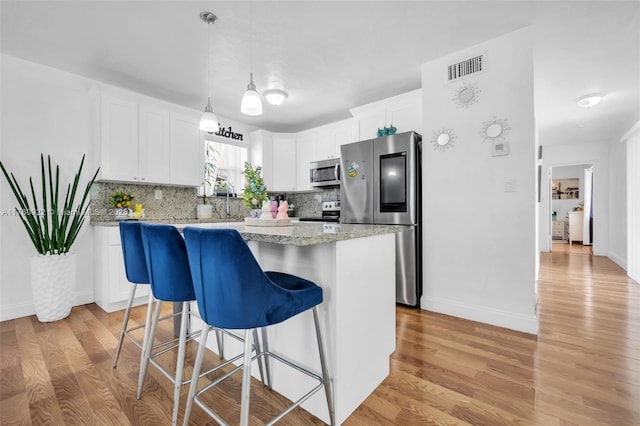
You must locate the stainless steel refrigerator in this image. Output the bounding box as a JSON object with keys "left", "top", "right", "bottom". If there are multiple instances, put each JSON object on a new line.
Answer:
{"left": 340, "top": 131, "right": 422, "bottom": 306}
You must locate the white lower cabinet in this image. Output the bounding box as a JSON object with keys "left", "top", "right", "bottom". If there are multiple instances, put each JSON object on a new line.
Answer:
{"left": 94, "top": 226, "right": 149, "bottom": 313}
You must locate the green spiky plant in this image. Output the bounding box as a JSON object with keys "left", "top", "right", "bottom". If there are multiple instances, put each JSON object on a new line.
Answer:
{"left": 0, "top": 154, "right": 99, "bottom": 255}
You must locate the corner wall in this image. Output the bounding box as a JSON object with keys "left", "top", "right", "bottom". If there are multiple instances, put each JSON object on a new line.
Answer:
{"left": 624, "top": 122, "right": 640, "bottom": 282}
{"left": 420, "top": 28, "right": 538, "bottom": 334}
{"left": 1, "top": 55, "right": 96, "bottom": 320}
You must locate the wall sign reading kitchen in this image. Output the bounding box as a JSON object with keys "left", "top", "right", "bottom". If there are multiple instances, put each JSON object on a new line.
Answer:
{"left": 212, "top": 124, "right": 244, "bottom": 141}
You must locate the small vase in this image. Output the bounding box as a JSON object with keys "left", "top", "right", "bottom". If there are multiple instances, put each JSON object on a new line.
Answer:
{"left": 249, "top": 209, "right": 261, "bottom": 218}
{"left": 197, "top": 204, "right": 214, "bottom": 219}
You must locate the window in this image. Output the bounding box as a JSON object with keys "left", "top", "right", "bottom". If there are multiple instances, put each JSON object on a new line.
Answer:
{"left": 202, "top": 140, "right": 248, "bottom": 196}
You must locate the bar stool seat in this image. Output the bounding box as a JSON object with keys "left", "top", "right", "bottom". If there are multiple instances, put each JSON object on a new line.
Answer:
{"left": 182, "top": 227, "right": 335, "bottom": 426}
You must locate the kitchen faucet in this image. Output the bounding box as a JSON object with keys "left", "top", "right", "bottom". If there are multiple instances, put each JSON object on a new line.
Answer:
{"left": 226, "top": 183, "right": 235, "bottom": 218}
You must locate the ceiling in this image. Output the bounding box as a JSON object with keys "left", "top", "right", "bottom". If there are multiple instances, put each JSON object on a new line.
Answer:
{"left": 1, "top": 1, "right": 638, "bottom": 145}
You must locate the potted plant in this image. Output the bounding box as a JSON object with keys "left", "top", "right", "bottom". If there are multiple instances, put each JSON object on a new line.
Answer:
{"left": 242, "top": 162, "right": 268, "bottom": 218}
{"left": 0, "top": 154, "right": 99, "bottom": 322}
{"left": 110, "top": 190, "right": 134, "bottom": 219}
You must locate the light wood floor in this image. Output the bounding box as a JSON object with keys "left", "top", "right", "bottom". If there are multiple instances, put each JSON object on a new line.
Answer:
{"left": 1, "top": 247, "right": 638, "bottom": 425}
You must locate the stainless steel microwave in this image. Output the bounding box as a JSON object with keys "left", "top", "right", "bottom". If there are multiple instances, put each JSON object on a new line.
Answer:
{"left": 310, "top": 158, "right": 340, "bottom": 187}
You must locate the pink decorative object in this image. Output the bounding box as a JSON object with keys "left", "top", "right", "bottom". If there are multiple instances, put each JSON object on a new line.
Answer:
{"left": 271, "top": 200, "right": 278, "bottom": 218}
{"left": 276, "top": 200, "right": 289, "bottom": 219}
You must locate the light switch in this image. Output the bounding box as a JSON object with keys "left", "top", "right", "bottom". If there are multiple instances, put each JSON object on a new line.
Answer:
{"left": 155, "top": 189, "right": 163, "bottom": 200}
{"left": 504, "top": 178, "right": 516, "bottom": 192}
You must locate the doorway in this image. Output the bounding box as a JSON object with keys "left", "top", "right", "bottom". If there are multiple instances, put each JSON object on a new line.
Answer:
{"left": 549, "top": 163, "right": 594, "bottom": 254}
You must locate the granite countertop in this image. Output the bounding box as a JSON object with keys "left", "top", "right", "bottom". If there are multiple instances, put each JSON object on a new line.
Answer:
{"left": 92, "top": 219, "right": 402, "bottom": 246}
{"left": 90, "top": 218, "right": 244, "bottom": 226}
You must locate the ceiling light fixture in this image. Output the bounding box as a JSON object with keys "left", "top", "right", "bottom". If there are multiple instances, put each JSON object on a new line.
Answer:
{"left": 240, "top": 1, "right": 263, "bottom": 116}
{"left": 263, "top": 89, "right": 288, "bottom": 106}
{"left": 575, "top": 93, "right": 604, "bottom": 108}
{"left": 199, "top": 11, "right": 219, "bottom": 133}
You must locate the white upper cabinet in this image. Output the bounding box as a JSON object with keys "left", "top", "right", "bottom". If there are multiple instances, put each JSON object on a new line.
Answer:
{"left": 349, "top": 89, "right": 422, "bottom": 141}
{"left": 138, "top": 103, "right": 171, "bottom": 184}
{"left": 170, "top": 111, "right": 204, "bottom": 187}
{"left": 272, "top": 134, "right": 297, "bottom": 192}
{"left": 295, "top": 134, "right": 316, "bottom": 191}
{"left": 250, "top": 130, "right": 297, "bottom": 192}
{"left": 100, "top": 94, "right": 153, "bottom": 182}
{"left": 98, "top": 86, "right": 203, "bottom": 186}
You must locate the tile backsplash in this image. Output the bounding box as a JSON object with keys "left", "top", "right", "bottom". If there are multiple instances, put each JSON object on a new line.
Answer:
{"left": 90, "top": 182, "right": 248, "bottom": 221}
{"left": 90, "top": 182, "right": 340, "bottom": 222}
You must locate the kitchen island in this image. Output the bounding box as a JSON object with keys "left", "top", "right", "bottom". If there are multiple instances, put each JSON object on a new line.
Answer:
{"left": 181, "top": 222, "right": 398, "bottom": 425}
{"left": 94, "top": 220, "right": 399, "bottom": 424}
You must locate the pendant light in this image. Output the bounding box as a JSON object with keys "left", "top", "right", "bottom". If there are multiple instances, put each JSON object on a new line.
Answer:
{"left": 240, "top": 1, "right": 263, "bottom": 116}
{"left": 199, "top": 11, "right": 219, "bottom": 133}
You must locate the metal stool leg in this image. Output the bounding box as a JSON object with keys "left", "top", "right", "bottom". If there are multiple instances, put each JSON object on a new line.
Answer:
{"left": 113, "top": 284, "right": 138, "bottom": 367}
{"left": 215, "top": 329, "right": 224, "bottom": 359}
{"left": 314, "top": 306, "right": 335, "bottom": 426}
{"left": 261, "top": 327, "right": 272, "bottom": 389}
{"left": 239, "top": 329, "right": 253, "bottom": 426}
{"left": 252, "top": 329, "right": 266, "bottom": 386}
{"left": 171, "top": 301, "right": 190, "bottom": 426}
{"left": 137, "top": 299, "right": 162, "bottom": 399}
{"left": 182, "top": 323, "right": 210, "bottom": 426}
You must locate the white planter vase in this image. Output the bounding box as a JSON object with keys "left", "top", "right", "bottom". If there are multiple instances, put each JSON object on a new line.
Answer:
{"left": 30, "top": 253, "right": 76, "bottom": 322}
{"left": 196, "top": 204, "right": 214, "bottom": 219}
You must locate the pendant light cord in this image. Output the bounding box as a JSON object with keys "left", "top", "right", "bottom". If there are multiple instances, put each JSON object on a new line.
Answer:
{"left": 249, "top": 0, "right": 253, "bottom": 74}
{"left": 207, "top": 19, "right": 212, "bottom": 99}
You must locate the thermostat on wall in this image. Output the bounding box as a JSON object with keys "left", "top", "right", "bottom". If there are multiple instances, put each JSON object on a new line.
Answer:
{"left": 491, "top": 141, "right": 509, "bottom": 156}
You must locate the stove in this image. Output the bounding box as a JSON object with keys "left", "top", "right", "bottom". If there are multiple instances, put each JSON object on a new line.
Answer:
{"left": 298, "top": 201, "right": 341, "bottom": 223}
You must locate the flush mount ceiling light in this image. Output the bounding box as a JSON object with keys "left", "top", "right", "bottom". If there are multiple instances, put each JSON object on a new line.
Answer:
{"left": 240, "top": 1, "right": 263, "bottom": 116}
{"left": 575, "top": 93, "right": 604, "bottom": 108}
{"left": 199, "top": 11, "right": 219, "bottom": 134}
{"left": 263, "top": 89, "right": 288, "bottom": 106}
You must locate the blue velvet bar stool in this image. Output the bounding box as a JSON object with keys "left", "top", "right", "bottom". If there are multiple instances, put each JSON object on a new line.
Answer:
{"left": 182, "top": 227, "right": 335, "bottom": 426}
{"left": 138, "top": 224, "right": 260, "bottom": 425}
{"left": 113, "top": 221, "right": 153, "bottom": 368}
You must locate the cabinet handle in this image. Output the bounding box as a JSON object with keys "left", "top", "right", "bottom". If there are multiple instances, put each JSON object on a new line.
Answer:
{"left": 140, "top": 177, "right": 145, "bottom": 181}
{"left": 133, "top": 176, "right": 137, "bottom": 180}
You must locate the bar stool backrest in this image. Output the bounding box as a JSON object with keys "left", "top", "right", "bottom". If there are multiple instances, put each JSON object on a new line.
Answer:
{"left": 184, "top": 227, "right": 308, "bottom": 330}
{"left": 119, "top": 221, "right": 150, "bottom": 285}
{"left": 140, "top": 223, "right": 196, "bottom": 302}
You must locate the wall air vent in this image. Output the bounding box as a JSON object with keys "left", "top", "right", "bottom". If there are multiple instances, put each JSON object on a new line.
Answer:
{"left": 447, "top": 54, "right": 485, "bottom": 82}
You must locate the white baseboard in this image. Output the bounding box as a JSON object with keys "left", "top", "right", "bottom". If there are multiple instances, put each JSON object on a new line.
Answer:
{"left": 420, "top": 295, "right": 539, "bottom": 335}
{"left": 0, "top": 291, "right": 94, "bottom": 322}
{"left": 607, "top": 251, "right": 627, "bottom": 271}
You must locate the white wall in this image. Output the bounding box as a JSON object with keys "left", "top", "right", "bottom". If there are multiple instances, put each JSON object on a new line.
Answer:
{"left": 0, "top": 55, "right": 97, "bottom": 320}
{"left": 624, "top": 122, "right": 640, "bottom": 282}
{"left": 539, "top": 141, "right": 610, "bottom": 255}
{"left": 609, "top": 135, "right": 628, "bottom": 270}
{"left": 421, "top": 28, "right": 538, "bottom": 334}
